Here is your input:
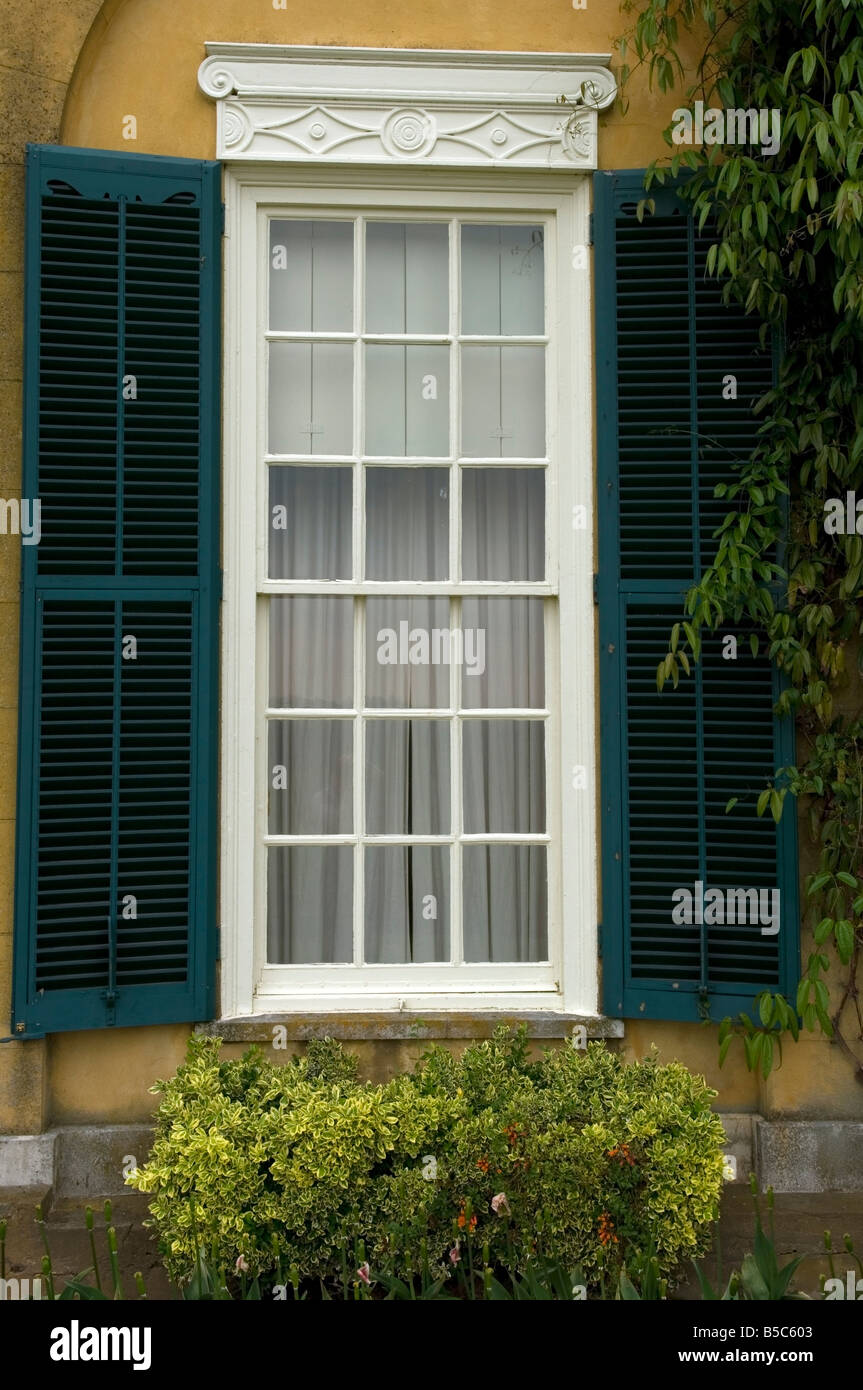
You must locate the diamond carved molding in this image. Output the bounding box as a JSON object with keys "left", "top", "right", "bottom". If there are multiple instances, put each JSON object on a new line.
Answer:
{"left": 198, "top": 44, "right": 616, "bottom": 170}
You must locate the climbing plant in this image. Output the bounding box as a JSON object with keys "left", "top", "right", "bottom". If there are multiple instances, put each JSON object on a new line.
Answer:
{"left": 613, "top": 0, "right": 863, "bottom": 1078}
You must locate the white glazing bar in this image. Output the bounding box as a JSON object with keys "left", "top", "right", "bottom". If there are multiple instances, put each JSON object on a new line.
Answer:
{"left": 354, "top": 214, "right": 366, "bottom": 968}
{"left": 265, "top": 708, "right": 358, "bottom": 718}
{"left": 353, "top": 592, "right": 364, "bottom": 968}
{"left": 449, "top": 222, "right": 462, "bottom": 969}
{"left": 451, "top": 603, "right": 462, "bottom": 967}
{"left": 258, "top": 581, "right": 555, "bottom": 595}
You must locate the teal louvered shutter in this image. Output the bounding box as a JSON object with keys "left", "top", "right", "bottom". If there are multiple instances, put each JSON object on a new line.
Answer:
{"left": 12, "top": 145, "right": 221, "bottom": 1035}
{"left": 595, "top": 169, "right": 799, "bottom": 1023}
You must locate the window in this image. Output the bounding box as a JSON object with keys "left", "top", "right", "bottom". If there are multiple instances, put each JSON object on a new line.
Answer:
{"left": 222, "top": 171, "right": 597, "bottom": 1015}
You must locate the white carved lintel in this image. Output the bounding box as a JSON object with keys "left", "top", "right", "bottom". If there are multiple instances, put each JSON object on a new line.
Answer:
{"left": 199, "top": 44, "right": 617, "bottom": 170}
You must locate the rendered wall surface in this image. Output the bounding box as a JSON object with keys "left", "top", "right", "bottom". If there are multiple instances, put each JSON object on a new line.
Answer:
{"left": 0, "top": 0, "right": 854, "bottom": 1137}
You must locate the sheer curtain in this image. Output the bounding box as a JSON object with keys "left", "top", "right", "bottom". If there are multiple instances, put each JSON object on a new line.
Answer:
{"left": 265, "top": 218, "right": 547, "bottom": 969}
{"left": 266, "top": 529, "right": 546, "bottom": 966}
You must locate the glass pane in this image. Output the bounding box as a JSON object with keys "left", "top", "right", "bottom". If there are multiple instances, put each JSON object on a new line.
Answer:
{"left": 366, "top": 222, "right": 448, "bottom": 333}
{"left": 269, "top": 342, "right": 352, "bottom": 455}
{"left": 269, "top": 219, "right": 353, "bottom": 331}
{"left": 462, "top": 468, "right": 544, "bottom": 580}
{"left": 461, "top": 346, "right": 544, "bottom": 457}
{"left": 366, "top": 598, "right": 450, "bottom": 708}
{"left": 269, "top": 596, "right": 353, "bottom": 708}
{"left": 365, "top": 346, "right": 449, "bottom": 456}
{"left": 463, "top": 845, "right": 547, "bottom": 962}
{"left": 365, "top": 468, "right": 448, "bottom": 580}
{"left": 460, "top": 598, "right": 545, "bottom": 709}
{"left": 365, "top": 720, "right": 450, "bottom": 834}
{"left": 269, "top": 467, "right": 352, "bottom": 579}
{"left": 365, "top": 846, "right": 450, "bottom": 963}
{"left": 462, "top": 720, "right": 545, "bottom": 832}
{"left": 268, "top": 720, "right": 352, "bottom": 833}
{"left": 461, "top": 225, "right": 544, "bottom": 335}
{"left": 267, "top": 846, "right": 353, "bottom": 963}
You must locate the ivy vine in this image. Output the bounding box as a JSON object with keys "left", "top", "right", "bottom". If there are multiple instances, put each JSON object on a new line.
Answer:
{"left": 613, "top": 0, "right": 863, "bottom": 1078}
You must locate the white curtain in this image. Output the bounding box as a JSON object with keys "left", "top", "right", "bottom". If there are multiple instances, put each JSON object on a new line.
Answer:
{"left": 265, "top": 220, "right": 547, "bottom": 967}
{"left": 267, "top": 557, "right": 546, "bottom": 966}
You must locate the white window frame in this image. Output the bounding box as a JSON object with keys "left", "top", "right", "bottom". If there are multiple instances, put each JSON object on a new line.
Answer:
{"left": 221, "top": 164, "right": 597, "bottom": 1018}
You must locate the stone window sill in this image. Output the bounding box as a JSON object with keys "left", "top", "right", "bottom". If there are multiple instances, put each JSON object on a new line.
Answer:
{"left": 195, "top": 1013, "right": 625, "bottom": 1044}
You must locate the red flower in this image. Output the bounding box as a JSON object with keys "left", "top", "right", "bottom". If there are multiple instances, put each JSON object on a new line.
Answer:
{"left": 457, "top": 1200, "right": 477, "bottom": 1232}
{"left": 598, "top": 1211, "right": 618, "bottom": 1247}
{"left": 607, "top": 1143, "right": 635, "bottom": 1166}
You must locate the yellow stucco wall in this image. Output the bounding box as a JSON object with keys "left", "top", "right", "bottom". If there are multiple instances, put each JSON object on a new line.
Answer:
{"left": 0, "top": 0, "right": 857, "bottom": 1134}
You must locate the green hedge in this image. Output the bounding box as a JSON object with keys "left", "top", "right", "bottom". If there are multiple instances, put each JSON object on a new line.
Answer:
{"left": 128, "top": 1029, "right": 725, "bottom": 1291}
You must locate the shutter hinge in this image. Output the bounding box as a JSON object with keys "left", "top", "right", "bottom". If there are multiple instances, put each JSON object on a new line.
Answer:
{"left": 593, "top": 573, "right": 599, "bottom": 605}
{"left": 220, "top": 203, "right": 226, "bottom": 236}
{"left": 597, "top": 923, "right": 602, "bottom": 959}
{"left": 102, "top": 989, "right": 118, "bottom": 1026}
{"left": 588, "top": 212, "right": 594, "bottom": 247}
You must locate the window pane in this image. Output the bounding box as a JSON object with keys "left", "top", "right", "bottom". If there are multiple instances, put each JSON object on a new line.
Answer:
{"left": 366, "top": 222, "right": 448, "bottom": 333}
{"left": 462, "top": 468, "right": 544, "bottom": 580}
{"left": 463, "top": 845, "right": 547, "bottom": 962}
{"left": 268, "top": 846, "right": 353, "bottom": 963}
{"left": 366, "top": 598, "right": 450, "bottom": 708}
{"left": 461, "top": 346, "right": 544, "bottom": 457}
{"left": 460, "top": 598, "right": 545, "bottom": 709}
{"left": 269, "top": 219, "right": 353, "bottom": 331}
{"left": 269, "top": 343, "right": 353, "bottom": 455}
{"left": 461, "top": 225, "right": 544, "bottom": 335}
{"left": 365, "top": 345, "right": 449, "bottom": 456}
{"left": 269, "top": 596, "right": 353, "bottom": 708}
{"left": 365, "top": 468, "right": 448, "bottom": 580}
{"left": 269, "top": 467, "right": 351, "bottom": 579}
{"left": 365, "top": 720, "right": 450, "bottom": 834}
{"left": 365, "top": 846, "right": 450, "bottom": 963}
{"left": 462, "top": 720, "right": 545, "bottom": 832}
{"left": 268, "top": 720, "right": 352, "bottom": 833}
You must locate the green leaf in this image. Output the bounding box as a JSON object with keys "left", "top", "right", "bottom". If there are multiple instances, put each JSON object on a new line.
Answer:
{"left": 801, "top": 47, "right": 817, "bottom": 85}
{"left": 754, "top": 1219, "right": 779, "bottom": 1285}
{"left": 813, "top": 917, "right": 834, "bottom": 944}
{"left": 739, "top": 1252, "right": 770, "bottom": 1300}
{"left": 807, "top": 872, "right": 832, "bottom": 896}
{"left": 58, "top": 1279, "right": 111, "bottom": 1301}
{"left": 835, "top": 919, "right": 854, "bottom": 965}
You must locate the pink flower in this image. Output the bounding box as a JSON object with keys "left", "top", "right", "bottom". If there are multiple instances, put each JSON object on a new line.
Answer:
{"left": 449, "top": 1244, "right": 461, "bottom": 1265}
{"left": 491, "top": 1193, "right": 511, "bottom": 1216}
{"left": 235, "top": 1254, "right": 249, "bottom": 1273}
{"left": 357, "top": 1262, "right": 371, "bottom": 1285}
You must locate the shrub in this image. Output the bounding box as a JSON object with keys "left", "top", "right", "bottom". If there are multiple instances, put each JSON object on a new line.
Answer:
{"left": 128, "top": 1028, "right": 725, "bottom": 1292}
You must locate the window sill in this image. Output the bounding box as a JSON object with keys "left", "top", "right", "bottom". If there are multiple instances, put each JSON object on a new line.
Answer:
{"left": 195, "top": 1012, "right": 625, "bottom": 1043}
